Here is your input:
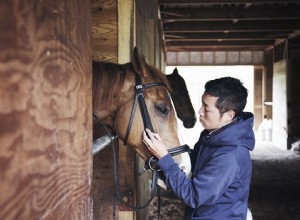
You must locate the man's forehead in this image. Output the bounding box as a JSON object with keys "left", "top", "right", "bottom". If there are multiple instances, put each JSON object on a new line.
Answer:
{"left": 202, "top": 93, "right": 218, "bottom": 105}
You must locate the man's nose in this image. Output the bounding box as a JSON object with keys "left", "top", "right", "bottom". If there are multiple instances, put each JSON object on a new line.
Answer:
{"left": 198, "top": 106, "right": 204, "bottom": 116}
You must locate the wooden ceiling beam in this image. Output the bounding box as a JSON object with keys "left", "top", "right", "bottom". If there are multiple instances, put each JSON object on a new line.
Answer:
{"left": 159, "top": 0, "right": 299, "bottom": 5}
{"left": 160, "top": 5, "right": 300, "bottom": 21}
{"left": 166, "top": 40, "right": 274, "bottom": 47}
{"left": 165, "top": 46, "right": 268, "bottom": 52}
{"left": 163, "top": 20, "right": 300, "bottom": 32}
{"left": 164, "top": 31, "right": 291, "bottom": 40}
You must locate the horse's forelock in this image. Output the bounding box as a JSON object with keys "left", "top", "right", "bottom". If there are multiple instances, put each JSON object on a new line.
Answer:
{"left": 149, "top": 66, "right": 172, "bottom": 92}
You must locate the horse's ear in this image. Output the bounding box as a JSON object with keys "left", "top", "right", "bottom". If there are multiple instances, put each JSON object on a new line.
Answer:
{"left": 132, "top": 47, "right": 150, "bottom": 77}
{"left": 173, "top": 67, "right": 179, "bottom": 75}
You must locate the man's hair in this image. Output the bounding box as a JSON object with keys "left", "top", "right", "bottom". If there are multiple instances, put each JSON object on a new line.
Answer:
{"left": 204, "top": 77, "right": 248, "bottom": 116}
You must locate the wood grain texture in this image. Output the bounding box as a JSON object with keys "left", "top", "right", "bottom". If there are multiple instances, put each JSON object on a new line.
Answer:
{"left": 92, "top": 6, "right": 117, "bottom": 63}
{"left": 0, "top": 0, "right": 92, "bottom": 219}
{"left": 90, "top": 0, "right": 117, "bottom": 12}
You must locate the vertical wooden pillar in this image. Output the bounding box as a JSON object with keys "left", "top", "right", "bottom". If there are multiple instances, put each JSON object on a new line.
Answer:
{"left": 253, "top": 67, "right": 263, "bottom": 130}
{"left": 118, "top": 0, "right": 135, "bottom": 63}
{"left": 273, "top": 60, "right": 288, "bottom": 149}
{"left": 287, "top": 39, "right": 300, "bottom": 147}
{"left": 264, "top": 49, "right": 274, "bottom": 118}
{"left": 91, "top": 0, "right": 119, "bottom": 219}
{"left": 118, "top": 1, "right": 136, "bottom": 219}
{"left": 0, "top": 0, "right": 92, "bottom": 219}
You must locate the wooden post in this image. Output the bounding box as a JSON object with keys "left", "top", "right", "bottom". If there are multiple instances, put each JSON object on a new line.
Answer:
{"left": 0, "top": 0, "right": 92, "bottom": 219}
{"left": 118, "top": 1, "right": 136, "bottom": 219}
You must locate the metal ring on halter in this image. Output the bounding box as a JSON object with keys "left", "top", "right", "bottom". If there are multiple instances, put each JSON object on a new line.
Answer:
{"left": 148, "top": 157, "right": 161, "bottom": 172}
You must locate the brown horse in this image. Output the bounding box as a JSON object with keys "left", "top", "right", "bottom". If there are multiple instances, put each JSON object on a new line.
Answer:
{"left": 92, "top": 48, "right": 181, "bottom": 161}
{"left": 167, "top": 68, "right": 196, "bottom": 129}
{"left": 92, "top": 48, "right": 191, "bottom": 219}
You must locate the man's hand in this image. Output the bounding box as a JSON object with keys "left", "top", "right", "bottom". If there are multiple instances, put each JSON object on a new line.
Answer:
{"left": 143, "top": 128, "right": 168, "bottom": 159}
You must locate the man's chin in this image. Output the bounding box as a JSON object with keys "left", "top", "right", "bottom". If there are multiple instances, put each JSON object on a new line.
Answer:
{"left": 200, "top": 121, "right": 206, "bottom": 129}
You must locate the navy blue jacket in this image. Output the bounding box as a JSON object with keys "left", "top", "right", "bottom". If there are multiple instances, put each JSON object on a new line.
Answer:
{"left": 158, "top": 112, "right": 255, "bottom": 220}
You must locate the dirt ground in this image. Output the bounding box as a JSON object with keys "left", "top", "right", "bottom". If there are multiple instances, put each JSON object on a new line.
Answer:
{"left": 149, "top": 141, "right": 300, "bottom": 220}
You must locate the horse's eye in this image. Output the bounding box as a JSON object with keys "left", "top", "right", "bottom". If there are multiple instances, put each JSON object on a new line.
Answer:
{"left": 155, "top": 104, "right": 169, "bottom": 115}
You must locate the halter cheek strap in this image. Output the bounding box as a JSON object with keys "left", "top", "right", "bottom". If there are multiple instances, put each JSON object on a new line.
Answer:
{"left": 123, "top": 74, "right": 165, "bottom": 145}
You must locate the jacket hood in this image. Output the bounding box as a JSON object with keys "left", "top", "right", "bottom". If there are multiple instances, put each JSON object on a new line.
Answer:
{"left": 203, "top": 112, "right": 255, "bottom": 151}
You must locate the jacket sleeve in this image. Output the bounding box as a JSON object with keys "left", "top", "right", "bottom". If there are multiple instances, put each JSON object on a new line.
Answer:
{"left": 158, "top": 152, "right": 240, "bottom": 208}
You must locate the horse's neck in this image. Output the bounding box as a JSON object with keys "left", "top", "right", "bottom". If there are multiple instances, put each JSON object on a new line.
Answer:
{"left": 94, "top": 65, "right": 135, "bottom": 128}
{"left": 94, "top": 111, "right": 114, "bottom": 124}
{"left": 93, "top": 113, "right": 115, "bottom": 140}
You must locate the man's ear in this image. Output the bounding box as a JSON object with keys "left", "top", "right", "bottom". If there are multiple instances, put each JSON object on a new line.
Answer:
{"left": 225, "top": 110, "right": 235, "bottom": 122}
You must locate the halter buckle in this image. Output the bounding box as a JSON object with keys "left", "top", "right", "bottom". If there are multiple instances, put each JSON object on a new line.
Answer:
{"left": 148, "top": 157, "right": 161, "bottom": 172}
{"left": 136, "top": 85, "right": 143, "bottom": 89}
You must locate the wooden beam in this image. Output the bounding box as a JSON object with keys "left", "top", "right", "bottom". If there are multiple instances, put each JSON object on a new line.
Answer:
{"left": 160, "top": 5, "right": 300, "bottom": 21}
{"left": 166, "top": 51, "right": 265, "bottom": 65}
{"left": 166, "top": 46, "right": 269, "bottom": 52}
{"left": 166, "top": 40, "right": 274, "bottom": 47}
{"left": 165, "top": 31, "right": 291, "bottom": 41}
{"left": 163, "top": 20, "right": 300, "bottom": 32}
{"left": 159, "top": 0, "right": 299, "bottom": 5}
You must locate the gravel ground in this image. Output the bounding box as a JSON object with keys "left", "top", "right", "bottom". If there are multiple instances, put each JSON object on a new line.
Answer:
{"left": 149, "top": 141, "right": 300, "bottom": 220}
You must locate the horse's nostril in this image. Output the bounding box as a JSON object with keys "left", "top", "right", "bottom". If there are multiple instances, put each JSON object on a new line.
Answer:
{"left": 183, "top": 120, "right": 195, "bottom": 128}
{"left": 180, "top": 165, "right": 186, "bottom": 171}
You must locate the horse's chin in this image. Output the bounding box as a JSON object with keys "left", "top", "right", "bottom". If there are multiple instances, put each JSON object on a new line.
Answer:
{"left": 157, "top": 178, "right": 168, "bottom": 191}
{"left": 157, "top": 152, "right": 191, "bottom": 191}
{"left": 178, "top": 152, "right": 192, "bottom": 175}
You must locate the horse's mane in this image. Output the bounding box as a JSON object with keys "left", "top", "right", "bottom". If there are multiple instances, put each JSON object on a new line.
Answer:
{"left": 93, "top": 61, "right": 127, "bottom": 109}
{"left": 92, "top": 61, "right": 171, "bottom": 109}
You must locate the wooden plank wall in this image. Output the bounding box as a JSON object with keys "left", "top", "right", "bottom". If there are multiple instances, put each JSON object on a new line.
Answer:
{"left": 0, "top": 0, "right": 92, "bottom": 219}
{"left": 91, "top": 0, "right": 118, "bottom": 62}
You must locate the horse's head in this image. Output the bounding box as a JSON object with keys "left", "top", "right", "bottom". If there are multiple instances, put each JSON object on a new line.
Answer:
{"left": 92, "top": 48, "right": 190, "bottom": 176}
{"left": 115, "top": 48, "right": 180, "bottom": 161}
{"left": 167, "top": 68, "right": 196, "bottom": 128}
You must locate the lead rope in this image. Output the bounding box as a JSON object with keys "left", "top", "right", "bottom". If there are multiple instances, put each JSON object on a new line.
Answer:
{"left": 93, "top": 113, "right": 118, "bottom": 220}
{"left": 94, "top": 112, "right": 190, "bottom": 220}
{"left": 157, "top": 188, "right": 161, "bottom": 220}
{"left": 93, "top": 113, "right": 158, "bottom": 219}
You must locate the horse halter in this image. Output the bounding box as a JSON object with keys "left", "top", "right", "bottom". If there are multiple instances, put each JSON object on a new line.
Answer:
{"left": 93, "top": 69, "right": 190, "bottom": 218}
{"left": 123, "top": 72, "right": 165, "bottom": 145}
{"left": 123, "top": 72, "right": 191, "bottom": 173}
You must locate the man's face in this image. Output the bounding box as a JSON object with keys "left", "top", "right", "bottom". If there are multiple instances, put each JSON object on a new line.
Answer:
{"left": 198, "top": 93, "right": 232, "bottom": 131}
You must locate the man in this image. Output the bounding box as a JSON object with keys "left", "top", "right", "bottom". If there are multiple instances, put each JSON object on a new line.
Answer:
{"left": 143, "top": 77, "right": 255, "bottom": 220}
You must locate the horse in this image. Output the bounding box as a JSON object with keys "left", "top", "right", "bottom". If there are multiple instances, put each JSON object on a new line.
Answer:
{"left": 92, "top": 47, "right": 189, "bottom": 219}
{"left": 167, "top": 68, "right": 196, "bottom": 129}
{"left": 92, "top": 48, "right": 183, "bottom": 161}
